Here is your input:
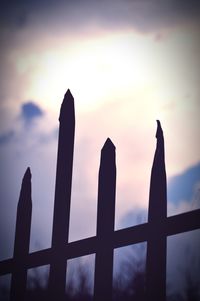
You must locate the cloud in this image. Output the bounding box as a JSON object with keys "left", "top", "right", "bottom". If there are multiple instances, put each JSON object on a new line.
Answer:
{"left": 118, "top": 162, "right": 200, "bottom": 227}
{"left": 1, "top": 0, "right": 200, "bottom": 36}
{"left": 0, "top": 130, "right": 14, "bottom": 145}
{"left": 21, "top": 102, "right": 44, "bottom": 125}
{"left": 117, "top": 208, "right": 147, "bottom": 230}
{"left": 168, "top": 163, "right": 200, "bottom": 205}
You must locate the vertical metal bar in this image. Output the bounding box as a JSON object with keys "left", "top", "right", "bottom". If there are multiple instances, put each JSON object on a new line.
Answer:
{"left": 94, "top": 138, "right": 116, "bottom": 301}
{"left": 48, "top": 90, "right": 75, "bottom": 301}
{"left": 10, "top": 168, "right": 32, "bottom": 301}
{"left": 146, "top": 120, "right": 167, "bottom": 301}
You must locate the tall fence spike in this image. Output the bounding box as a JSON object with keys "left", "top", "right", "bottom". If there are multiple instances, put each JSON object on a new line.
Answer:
{"left": 148, "top": 120, "right": 166, "bottom": 222}
{"left": 48, "top": 90, "right": 75, "bottom": 301}
{"left": 10, "top": 167, "right": 32, "bottom": 301}
{"left": 146, "top": 120, "right": 167, "bottom": 301}
{"left": 94, "top": 137, "right": 116, "bottom": 301}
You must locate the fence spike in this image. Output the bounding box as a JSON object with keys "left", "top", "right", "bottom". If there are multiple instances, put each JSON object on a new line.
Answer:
{"left": 18, "top": 167, "right": 32, "bottom": 203}
{"left": 146, "top": 120, "right": 167, "bottom": 301}
{"left": 148, "top": 120, "right": 166, "bottom": 221}
{"left": 94, "top": 138, "right": 116, "bottom": 301}
{"left": 48, "top": 89, "right": 75, "bottom": 301}
{"left": 10, "top": 168, "right": 32, "bottom": 301}
{"left": 52, "top": 89, "right": 75, "bottom": 246}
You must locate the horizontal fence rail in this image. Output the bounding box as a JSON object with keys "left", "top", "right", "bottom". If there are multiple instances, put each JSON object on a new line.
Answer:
{"left": 0, "top": 90, "right": 200, "bottom": 301}
{"left": 1, "top": 210, "right": 199, "bottom": 273}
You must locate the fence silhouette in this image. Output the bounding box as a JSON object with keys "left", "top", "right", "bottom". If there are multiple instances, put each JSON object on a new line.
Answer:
{"left": 0, "top": 89, "right": 200, "bottom": 301}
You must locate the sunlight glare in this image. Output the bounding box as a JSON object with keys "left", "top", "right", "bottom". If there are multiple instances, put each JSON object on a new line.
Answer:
{"left": 18, "top": 32, "right": 158, "bottom": 112}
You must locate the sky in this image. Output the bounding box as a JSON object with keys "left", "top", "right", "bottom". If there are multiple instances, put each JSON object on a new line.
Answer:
{"left": 0, "top": 0, "right": 200, "bottom": 297}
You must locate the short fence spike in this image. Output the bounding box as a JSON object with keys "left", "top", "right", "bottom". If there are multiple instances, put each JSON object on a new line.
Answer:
{"left": 94, "top": 138, "right": 116, "bottom": 301}
{"left": 10, "top": 168, "right": 32, "bottom": 301}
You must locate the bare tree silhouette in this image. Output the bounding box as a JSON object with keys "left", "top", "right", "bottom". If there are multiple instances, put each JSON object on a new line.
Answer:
{"left": 1, "top": 246, "right": 200, "bottom": 301}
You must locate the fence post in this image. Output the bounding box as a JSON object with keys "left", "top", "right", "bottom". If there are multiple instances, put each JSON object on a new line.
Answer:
{"left": 10, "top": 167, "right": 32, "bottom": 301}
{"left": 94, "top": 138, "right": 116, "bottom": 301}
{"left": 146, "top": 120, "right": 167, "bottom": 301}
{"left": 48, "top": 90, "right": 75, "bottom": 300}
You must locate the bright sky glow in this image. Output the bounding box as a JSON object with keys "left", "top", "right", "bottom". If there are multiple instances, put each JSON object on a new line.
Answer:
{"left": 8, "top": 25, "right": 199, "bottom": 176}
{"left": 0, "top": 3, "right": 199, "bottom": 259}
{"left": 10, "top": 29, "right": 187, "bottom": 111}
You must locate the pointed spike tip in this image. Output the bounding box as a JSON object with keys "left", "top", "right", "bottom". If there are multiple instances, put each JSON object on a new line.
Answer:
{"left": 64, "top": 89, "right": 73, "bottom": 100}
{"left": 102, "top": 138, "right": 115, "bottom": 150}
{"left": 156, "top": 119, "right": 160, "bottom": 126}
{"left": 156, "top": 119, "right": 163, "bottom": 139}
{"left": 59, "top": 89, "right": 74, "bottom": 121}
{"left": 23, "top": 167, "right": 31, "bottom": 181}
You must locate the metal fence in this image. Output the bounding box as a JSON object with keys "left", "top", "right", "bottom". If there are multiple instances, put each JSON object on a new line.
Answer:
{"left": 0, "top": 89, "right": 199, "bottom": 301}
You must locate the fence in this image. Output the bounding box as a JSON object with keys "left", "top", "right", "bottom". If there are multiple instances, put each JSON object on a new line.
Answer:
{"left": 0, "top": 89, "right": 200, "bottom": 301}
